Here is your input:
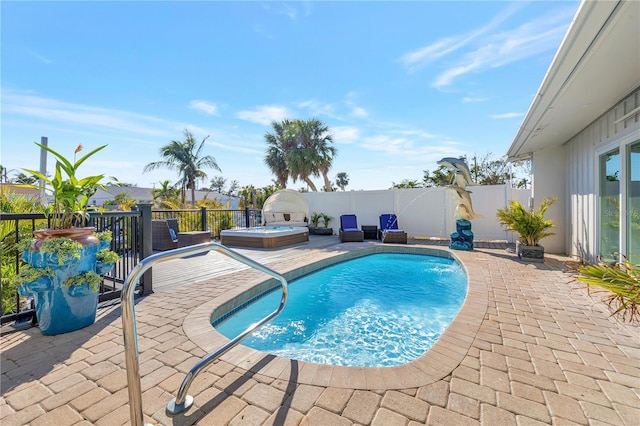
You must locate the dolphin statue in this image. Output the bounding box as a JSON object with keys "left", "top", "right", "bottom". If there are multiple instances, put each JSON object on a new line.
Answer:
{"left": 454, "top": 203, "right": 483, "bottom": 221}
{"left": 453, "top": 170, "right": 469, "bottom": 190}
{"left": 446, "top": 186, "right": 483, "bottom": 220}
{"left": 437, "top": 157, "right": 473, "bottom": 188}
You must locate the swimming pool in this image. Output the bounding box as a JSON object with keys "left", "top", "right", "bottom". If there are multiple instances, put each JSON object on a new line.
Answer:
{"left": 214, "top": 253, "right": 467, "bottom": 367}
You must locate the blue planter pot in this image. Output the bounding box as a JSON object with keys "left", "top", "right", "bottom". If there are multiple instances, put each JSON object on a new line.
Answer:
{"left": 18, "top": 228, "right": 116, "bottom": 335}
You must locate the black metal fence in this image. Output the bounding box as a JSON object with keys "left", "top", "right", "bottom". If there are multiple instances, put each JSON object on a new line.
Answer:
{"left": 0, "top": 206, "right": 262, "bottom": 330}
{"left": 152, "top": 207, "right": 262, "bottom": 237}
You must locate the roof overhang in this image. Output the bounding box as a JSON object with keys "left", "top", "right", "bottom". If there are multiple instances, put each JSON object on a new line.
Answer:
{"left": 507, "top": 0, "right": 640, "bottom": 161}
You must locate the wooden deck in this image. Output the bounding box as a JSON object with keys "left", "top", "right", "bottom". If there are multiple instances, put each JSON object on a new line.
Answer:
{"left": 150, "top": 235, "right": 509, "bottom": 292}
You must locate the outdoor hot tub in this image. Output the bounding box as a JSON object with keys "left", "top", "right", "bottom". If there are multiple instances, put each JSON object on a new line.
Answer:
{"left": 220, "top": 226, "right": 309, "bottom": 248}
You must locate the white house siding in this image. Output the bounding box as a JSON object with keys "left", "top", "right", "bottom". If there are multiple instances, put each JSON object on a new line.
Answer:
{"left": 565, "top": 87, "right": 640, "bottom": 260}
{"left": 303, "top": 185, "right": 530, "bottom": 242}
{"left": 532, "top": 145, "right": 567, "bottom": 254}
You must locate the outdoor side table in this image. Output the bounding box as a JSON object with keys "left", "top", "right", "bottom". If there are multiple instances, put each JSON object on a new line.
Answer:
{"left": 177, "top": 231, "right": 211, "bottom": 248}
{"left": 361, "top": 225, "right": 378, "bottom": 240}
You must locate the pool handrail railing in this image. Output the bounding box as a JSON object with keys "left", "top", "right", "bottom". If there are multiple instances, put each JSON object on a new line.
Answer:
{"left": 121, "top": 242, "right": 289, "bottom": 425}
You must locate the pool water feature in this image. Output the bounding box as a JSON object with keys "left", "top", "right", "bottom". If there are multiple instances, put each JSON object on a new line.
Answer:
{"left": 214, "top": 253, "right": 467, "bottom": 367}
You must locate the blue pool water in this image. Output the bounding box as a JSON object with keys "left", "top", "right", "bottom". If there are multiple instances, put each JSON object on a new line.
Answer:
{"left": 215, "top": 253, "right": 467, "bottom": 367}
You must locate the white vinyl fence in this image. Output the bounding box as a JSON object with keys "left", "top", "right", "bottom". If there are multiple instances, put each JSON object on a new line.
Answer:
{"left": 303, "top": 185, "right": 530, "bottom": 242}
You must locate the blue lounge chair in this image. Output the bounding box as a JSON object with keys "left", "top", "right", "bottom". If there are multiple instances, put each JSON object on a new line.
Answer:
{"left": 379, "top": 214, "right": 407, "bottom": 244}
{"left": 339, "top": 214, "right": 364, "bottom": 242}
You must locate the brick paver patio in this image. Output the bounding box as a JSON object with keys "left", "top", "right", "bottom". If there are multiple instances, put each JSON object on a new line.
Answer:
{"left": 1, "top": 239, "right": 639, "bottom": 425}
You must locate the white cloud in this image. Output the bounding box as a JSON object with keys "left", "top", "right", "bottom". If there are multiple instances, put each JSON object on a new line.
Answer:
{"left": 2, "top": 89, "right": 173, "bottom": 138}
{"left": 351, "top": 106, "right": 367, "bottom": 118}
{"left": 236, "top": 105, "right": 290, "bottom": 125}
{"left": 189, "top": 100, "right": 219, "bottom": 116}
{"left": 331, "top": 126, "right": 359, "bottom": 143}
{"left": 463, "top": 96, "right": 489, "bottom": 103}
{"left": 362, "top": 135, "right": 412, "bottom": 153}
{"left": 401, "top": 3, "right": 521, "bottom": 73}
{"left": 491, "top": 112, "right": 523, "bottom": 119}
{"left": 433, "top": 8, "right": 573, "bottom": 88}
{"left": 298, "top": 99, "right": 336, "bottom": 118}
{"left": 401, "top": 3, "right": 574, "bottom": 89}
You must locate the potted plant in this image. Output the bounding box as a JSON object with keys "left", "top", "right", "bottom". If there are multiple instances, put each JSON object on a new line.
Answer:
{"left": 496, "top": 197, "right": 557, "bottom": 262}
{"left": 15, "top": 142, "right": 120, "bottom": 335}
{"left": 308, "top": 212, "right": 333, "bottom": 235}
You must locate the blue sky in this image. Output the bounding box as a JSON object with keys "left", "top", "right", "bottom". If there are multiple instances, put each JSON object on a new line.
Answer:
{"left": 1, "top": 1, "right": 580, "bottom": 192}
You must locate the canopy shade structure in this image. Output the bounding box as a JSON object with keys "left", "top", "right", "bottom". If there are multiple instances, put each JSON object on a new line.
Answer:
{"left": 261, "top": 189, "right": 310, "bottom": 227}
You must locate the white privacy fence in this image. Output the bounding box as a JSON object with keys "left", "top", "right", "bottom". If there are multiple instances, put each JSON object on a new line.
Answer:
{"left": 303, "top": 185, "right": 531, "bottom": 242}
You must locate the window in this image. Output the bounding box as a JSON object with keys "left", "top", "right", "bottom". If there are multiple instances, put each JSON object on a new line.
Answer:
{"left": 599, "top": 149, "right": 620, "bottom": 262}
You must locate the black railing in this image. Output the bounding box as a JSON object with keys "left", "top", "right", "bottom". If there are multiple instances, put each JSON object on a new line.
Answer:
{"left": 1, "top": 206, "right": 262, "bottom": 331}
{"left": 0, "top": 210, "right": 145, "bottom": 327}
{"left": 152, "top": 207, "right": 262, "bottom": 237}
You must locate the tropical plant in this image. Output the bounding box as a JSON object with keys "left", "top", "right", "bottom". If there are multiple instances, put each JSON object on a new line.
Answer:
{"left": 264, "top": 118, "right": 337, "bottom": 192}
{"left": 320, "top": 213, "right": 332, "bottom": 228}
{"left": 143, "top": 129, "right": 221, "bottom": 207}
{"left": 577, "top": 256, "right": 639, "bottom": 323}
{"left": 0, "top": 193, "right": 47, "bottom": 314}
{"left": 13, "top": 172, "right": 38, "bottom": 185}
{"left": 496, "top": 197, "right": 557, "bottom": 246}
{"left": 310, "top": 212, "right": 321, "bottom": 227}
{"left": 335, "top": 172, "right": 349, "bottom": 191}
{"left": 22, "top": 143, "right": 108, "bottom": 229}
{"left": 264, "top": 119, "right": 295, "bottom": 189}
{"left": 151, "top": 180, "right": 182, "bottom": 208}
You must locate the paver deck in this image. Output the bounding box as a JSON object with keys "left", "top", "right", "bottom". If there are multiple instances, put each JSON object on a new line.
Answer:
{"left": 2, "top": 237, "right": 639, "bottom": 425}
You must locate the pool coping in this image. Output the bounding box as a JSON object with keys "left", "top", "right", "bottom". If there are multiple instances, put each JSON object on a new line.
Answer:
{"left": 182, "top": 245, "right": 487, "bottom": 389}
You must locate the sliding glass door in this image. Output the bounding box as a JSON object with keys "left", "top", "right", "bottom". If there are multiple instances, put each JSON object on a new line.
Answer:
{"left": 628, "top": 141, "right": 640, "bottom": 260}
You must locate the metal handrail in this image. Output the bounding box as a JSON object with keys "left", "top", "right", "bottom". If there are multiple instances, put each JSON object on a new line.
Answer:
{"left": 121, "top": 242, "right": 288, "bottom": 425}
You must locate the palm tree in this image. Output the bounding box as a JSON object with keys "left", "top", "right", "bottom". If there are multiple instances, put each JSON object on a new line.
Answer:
{"left": 151, "top": 180, "right": 181, "bottom": 208}
{"left": 143, "top": 130, "right": 221, "bottom": 207}
{"left": 291, "top": 118, "right": 336, "bottom": 192}
{"left": 264, "top": 118, "right": 337, "bottom": 192}
{"left": 264, "top": 119, "right": 296, "bottom": 189}
{"left": 336, "top": 172, "right": 349, "bottom": 191}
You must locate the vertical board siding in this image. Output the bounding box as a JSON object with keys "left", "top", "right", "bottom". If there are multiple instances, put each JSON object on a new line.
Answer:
{"left": 566, "top": 87, "right": 640, "bottom": 259}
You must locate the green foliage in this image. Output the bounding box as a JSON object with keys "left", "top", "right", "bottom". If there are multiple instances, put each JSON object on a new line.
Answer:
{"left": 8, "top": 265, "right": 54, "bottom": 286}
{"left": 335, "top": 172, "right": 349, "bottom": 191}
{"left": 238, "top": 185, "right": 279, "bottom": 209}
{"left": 213, "top": 212, "right": 235, "bottom": 234}
{"left": 95, "top": 230, "right": 112, "bottom": 242}
{"left": 577, "top": 256, "right": 639, "bottom": 323}
{"left": 496, "top": 197, "right": 557, "bottom": 246}
{"left": 0, "top": 193, "right": 48, "bottom": 314}
{"left": 22, "top": 142, "right": 107, "bottom": 229}
{"left": 310, "top": 212, "right": 321, "bottom": 227}
{"left": 310, "top": 212, "right": 332, "bottom": 228}
{"left": 391, "top": 179, "right": 423, "bottom": 189}
{"left": 320, "top": 213, "right": 332, "bottom": 228}
{"left": 96, "top": 248, "right": 120, "bottom": 264}
{"left": 264, "top": 118, "right": 336, "bottom": 192}
{"left": 39, "top": 237, "right": 83, "bottom": 265}
{"left": 422, "top": 166, "right": 453, "bottom": 187}
{"left": 63, "top": 271, "right": 102, "bottom": 293}
{"left": 144, "top": 130, "right": 221, "bottom": 207}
